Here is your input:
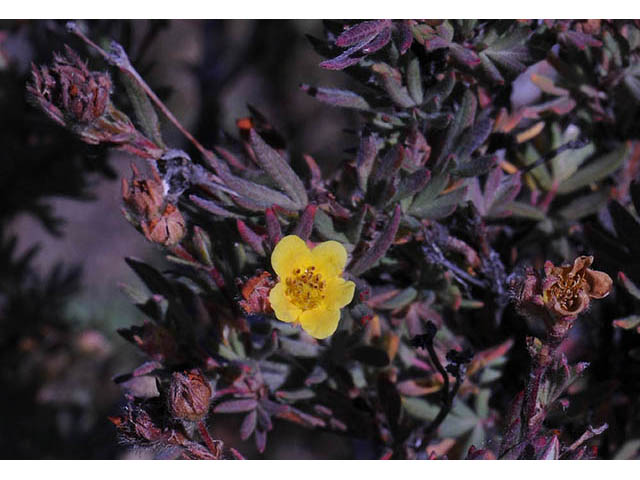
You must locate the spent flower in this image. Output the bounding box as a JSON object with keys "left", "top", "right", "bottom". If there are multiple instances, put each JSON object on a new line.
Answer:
{"left": 513, "top": 255, "right": 612, "bottom": 340}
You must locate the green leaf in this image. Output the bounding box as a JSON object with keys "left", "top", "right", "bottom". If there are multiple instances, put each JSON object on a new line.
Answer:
{"left": 482, "top": 27, "right": 531, "bottom": 75}
{"left": 276, "top": 388, "right": 316, "bottom": 403}
{"left": 407, "top": 56, "right": 423, "bottom": 104}
{"left": 557, "top": 144, "right": 627, "bottom": 194}
{"left": 125, "top": 257, "right": 174, "bottom": 298}
{"left": 439, "top": 90, "right": 476, "bottom": 162}
{"left": 614, "top": 439, "right": 640, "bottom": 460}
{"left": 401, "top": 397, "right": 439, "bottom": 422}
{"left": 439, "top": 399, "right": 479, "bottom": 437}
{"left": 120, "top": 72, "right": 164, "bottom": 147}
{"left": 372, "top": 62, "right": 416, "bottom": 108}
{"left": 504, "top": 201, "right": 546, "bottom": 220}
{"left": 377, "top": 287, "right": 418, "bottom": 310}
{"left": 300, "top": 84, "right": 371, "bottom": 110}
{"left": 409, "top": 159, "right": 453, "bottom": 214}
{"left": 411, "top": 185, "right": 468, "bottom": 219}
{"left": 388, "top": 168, "right": 431, "bottom": 205}
{"left": 557, "top": 191, "right": 608, "bottom": 220}
{"left": 314, "top": 209, "right": 350, "bottom": 244}
{"left": 279, "top": 337, "right": 321, "bottom": 358}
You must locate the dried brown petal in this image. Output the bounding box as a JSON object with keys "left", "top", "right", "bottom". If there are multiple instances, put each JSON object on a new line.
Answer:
{"left": 584, "top": 268, "right": 613, "bottom": 299}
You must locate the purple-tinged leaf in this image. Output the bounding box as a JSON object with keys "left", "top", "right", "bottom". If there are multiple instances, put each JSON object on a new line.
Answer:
{"left": 372, "top": 62, "right": 416, "bottom": 108}
{"left": 336, "top": 20, "right": 391, "bottom": 47}
{"left": 396, "top": 21, "right": 414, "bottom": 54}
{"left": 455, "top": 155, "right": 496, "bottom": 178}
{"left": 350, "top": 204, "right": 402, "bottom": 276}
{"left": 265, "top": 207, "right": 282, "bottom": 247}
{"left": 214, "top": 398, "right": 258, "bottom": 413}
{"left": 292, "top": 204, "right": 317, "bottom": 241}
{"left": 240, "top": 410, "right": 257, "bottom": 441}
{"left": 236, "top": 219, "right": 265, "bottom": 256}
{"left": 257, "top": 405, "right": 274, "bottom": 431}
{"left": 439, "top": 90, "right": 477, "bottom": 162}
{"left": 300, "top": 84, "right": 370, "bottom": 110}
{"left": 561, "top": 30, "right": 603, "bottom": 49}
{"left": 449, "top": 44, "right": 481, "bottom": 68}
{"left": 275, "top": 388, "right": 316, "bottom": 402}
{"left": 347, "top": 204, "right": 369, "bottom": 244}
{"left": 320, "top": 37, "right": 371, "bottom": 70}
{"left": 423, "top": 70, "right": 456, "bottom": 107}
{"left": 305, "top": 366, "right": 328, "bottom": 386}
{"left": 371, "top": 145, "right": 405, "bottom": 187}
{"left": 279, "top": 336, "right": 321, "bottom": 358}
{"left": 619, "top": 272, "right": 640, "bottom": 301}
{"left": 249, "top": 129, "right": 308, "bottom": 208}
{"left": 362, "top": 27, "right": 392, "bottom": 55}
{"left": 255, "top": 428, "right": 267, "bottom": 453}
{"left": 189, "top": 194, "right": 242, "bottom": 219}
{"left": 389, "top": 168, "right": 431, "bottom": 204}
{"left": 357, "top": 132, "right": 380, "bottom": 191}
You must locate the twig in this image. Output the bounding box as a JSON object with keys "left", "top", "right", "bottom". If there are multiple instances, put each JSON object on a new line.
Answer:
{"left": 519, "top": 137, "right": 590, "bottom": 174}
{"left": 197, "top": 420, "right": 221, "bottom": 457}
{"left": 408, "top": 324, "right": 469, "bottom": 442}
{"left": 66, "top": 22, "right": 221, "bottom": 172}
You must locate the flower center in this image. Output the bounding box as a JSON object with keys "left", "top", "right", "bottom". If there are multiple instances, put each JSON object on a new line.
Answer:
{"left": 285, "top": 265, "right": 326, "bottom": 310}
{"left": 548, "top": 272, "right": 585, "bottom": 310}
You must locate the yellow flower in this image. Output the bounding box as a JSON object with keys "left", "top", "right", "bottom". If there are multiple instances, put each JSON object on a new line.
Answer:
{"left": 269, "top": 235, "right": 355, "bottom": 339}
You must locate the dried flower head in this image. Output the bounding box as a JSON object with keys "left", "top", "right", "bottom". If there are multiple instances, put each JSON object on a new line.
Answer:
{"left": 238, "top": 271, "right": 276, "bottom": 315}
{"left": 122, "top": 164, "right": 186, "bottom": 247}
{"left": 512, "top": 255, "right": 612, "bottom": 341}
{"left": 542, "top": 255, "right": 612, "bottom": 318}
{"left": 268, "top": 235, "right": 355, "bottom": 339}
{"left": 27, "top": 46, "right": 111, "bottom": 127}
{"left": 167, "top": 369, "right": 212, "bottom": 422}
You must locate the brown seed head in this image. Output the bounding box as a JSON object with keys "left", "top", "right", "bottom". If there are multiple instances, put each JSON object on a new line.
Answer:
{"left": 167, "top": 370, "right": 212, "bottom": 422}
{"left": 27, "top": 46, "right": 111, "bottom": 126}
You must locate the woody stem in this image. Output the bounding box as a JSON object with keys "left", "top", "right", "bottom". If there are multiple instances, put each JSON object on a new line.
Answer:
{"left": 66, "top": 22, "right": 222, "bottom": 177}
{"left": 197, "top": 420, "right": 219, "bottom": 455}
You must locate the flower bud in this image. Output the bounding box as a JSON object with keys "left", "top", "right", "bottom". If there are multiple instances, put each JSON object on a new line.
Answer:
{"left": 167, "top": 370, "right": 212, "bottom": 422}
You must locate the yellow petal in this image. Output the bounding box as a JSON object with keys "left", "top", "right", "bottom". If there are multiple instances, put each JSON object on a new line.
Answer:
{"left": 311, "top": 240, "right": 348, "bottom": 277}
{"left": 269, "top": 282, "right": 301, "bottom": 324}
{"left": 300, "top": 308, "right": 341, "bottom": 339}
{"left": 271, "top": 235, "right": 311, "bottom": 278}
{"left": 325, "top": 278, "right": 356, "bottom": 309}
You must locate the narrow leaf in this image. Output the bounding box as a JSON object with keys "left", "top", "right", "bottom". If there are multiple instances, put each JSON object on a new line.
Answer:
{"left": 350, "top": 205, "right": 402, "bottom": 275}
